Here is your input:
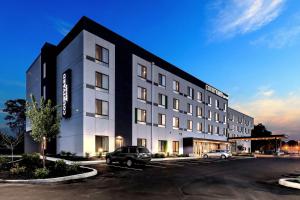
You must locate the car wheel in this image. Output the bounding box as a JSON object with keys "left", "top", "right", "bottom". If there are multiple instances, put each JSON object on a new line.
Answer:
{"left": 126, "top": 159, "right": 133, "bottom": 167}
{"left": 106, "top": 157, "right": 112, "bottom": 164}
{"left": 221, "top": 155, "right": 226, "bottom": 159}
{"left": 203, "top": 154, "right": 208, "bottom": 159}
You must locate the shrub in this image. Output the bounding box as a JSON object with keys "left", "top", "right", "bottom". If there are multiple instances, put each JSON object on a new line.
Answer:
{"left": 10, "top": 164, "right": 26, "bottom": 175}
{"left": 34, "top": 168, "right": 49, "bottom": 179}
{"left": 85, "top": 152, "right": 90, "bottom": 158}
{"left": 60, "top": 151, "right": 67, "bottom": 156}
{"left": 21, "top": 153, "right": 40, "bottom": 169}
{"left": 153, "top": 153, "right": 165, "bottom": 158}
{"left": 68, "top": 162, "right": 80, "bottom": 174}
{"left": 54, "top": 160, "right": 67, "bottom": 175}
{"left": 0, "top": 157, "right": 9, "bottom": 165}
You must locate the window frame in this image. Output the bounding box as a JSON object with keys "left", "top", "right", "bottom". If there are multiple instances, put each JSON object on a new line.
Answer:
{"left": 95, "top": 72, "right": 109, "bottom": 90}
{"left": 95, "top": 44, "right": 109, "bottom": 64}
{"left": 137, "top": 86, "right": 147, "bottom": 101}
{"left": 95, "top": 99, "right": 109, "bottom": 116}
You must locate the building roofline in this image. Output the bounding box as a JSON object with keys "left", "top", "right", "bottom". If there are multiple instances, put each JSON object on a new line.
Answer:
{"left": 55, "top": 16, "right": 228, "bottom": 97}
{"left": 228, "top": 107, "right": 253, "bottom": 119}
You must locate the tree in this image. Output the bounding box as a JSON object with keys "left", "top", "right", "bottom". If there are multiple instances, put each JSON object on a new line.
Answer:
{"left": 287, "top": 140, "right": 298, "bottom": 147}
{"left": 26, "top": 95, "right": 61, "bottom": 168}
{"left": 251, "top": 123, "right": 273, "bottom": 152}
{"left": 0, "top": 132, "right": 23, "bottom": 161}
{"left": 3, "top": 99, "right": 26, "bottom": 135}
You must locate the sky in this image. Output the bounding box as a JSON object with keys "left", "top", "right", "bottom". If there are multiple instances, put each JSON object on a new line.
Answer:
{"left": 0, "top": 0, "right": 299, "bottom": 140}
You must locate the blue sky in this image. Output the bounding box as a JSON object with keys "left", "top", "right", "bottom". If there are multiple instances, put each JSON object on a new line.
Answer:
{"left": 0, "top": 0, "right": 299, "bottom": 139}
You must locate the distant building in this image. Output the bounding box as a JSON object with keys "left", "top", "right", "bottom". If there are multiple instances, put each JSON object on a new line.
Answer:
{"left": 25, "top": 16, "right": 254, "bottom": 157}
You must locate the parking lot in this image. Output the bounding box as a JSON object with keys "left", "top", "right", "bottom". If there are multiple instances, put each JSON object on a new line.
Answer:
{"left": 1, "top": 157, "right": 300, "bottom": 200}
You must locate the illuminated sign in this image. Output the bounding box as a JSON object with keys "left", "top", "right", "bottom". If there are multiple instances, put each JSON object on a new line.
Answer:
{"left": 62, "top": 69, "right": 72, "bottom": 118}
{"left": 206, "top": 85, "right": 228, "bottom": 100}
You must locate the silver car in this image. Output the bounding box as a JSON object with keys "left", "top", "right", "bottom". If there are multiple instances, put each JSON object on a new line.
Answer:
{"left": 203, "top": 150, "right": 232, "bottom": 159}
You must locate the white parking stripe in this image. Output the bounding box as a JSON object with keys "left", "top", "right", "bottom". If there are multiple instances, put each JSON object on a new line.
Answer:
{"left": 107, "top": 164, "right": 143, "bottom": 171}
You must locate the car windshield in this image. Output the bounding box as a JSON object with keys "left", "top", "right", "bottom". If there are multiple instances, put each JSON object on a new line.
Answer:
{"left": 138, "top": 147, "right": 149, "bottom": 153}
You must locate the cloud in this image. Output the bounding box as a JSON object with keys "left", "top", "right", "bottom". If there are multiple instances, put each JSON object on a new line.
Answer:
{"left": 47, "top": 16, "right": 72, "bottom": 36}
{"left": 257, "top": 86, "right": 275, "bottom": 97}
{"left": 250, "top": 14, "right": 300, "bottom": 48}
{"left": 211, "top": 0, "right": 285, "bottom": 39}
{"left": 232, "top": 90, "right": 300, "bottom": 140}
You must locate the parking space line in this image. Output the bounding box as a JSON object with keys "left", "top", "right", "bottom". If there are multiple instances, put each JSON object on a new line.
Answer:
{"left": 107, "top": 164, "right": 143, "bottom": 171}
{"left": 145, "top": 164, "right": 167, "bottom": 168}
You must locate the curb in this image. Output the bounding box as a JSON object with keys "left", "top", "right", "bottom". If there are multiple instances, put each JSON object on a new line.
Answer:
{"left": 279, "top": 178, "right": 300, "bottom": 190}
{"left": 45, "top": 156, "right": 105, "bottom": 165}
{"left": 0, "top": 166, "right": 97, "bottom": 184}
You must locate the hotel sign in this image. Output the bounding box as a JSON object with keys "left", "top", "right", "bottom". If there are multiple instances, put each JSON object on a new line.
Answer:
{"left": 206, "top": 85, "right": 228, "bottom": 100}
{"left": 62, "top": 69, "right": 72, "bottom": 118}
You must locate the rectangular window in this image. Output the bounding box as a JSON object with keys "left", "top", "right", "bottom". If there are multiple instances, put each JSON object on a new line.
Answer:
{"left": 197, "top": 92, "right": 202, "bottom": 101}
{"left": 95, "top": 72, "right": 109, "bottom": 90}
{"left": 158, "top": 73, "right": 166, "bottom": 87}
{"left": 95, "top": 44, "right": 109, "bottom": 64}
{"left": 43, "top": 85, "right": 46, "bottom": 99}
{"left": 208, "top": 96, "right": 212, "bottom": 105}
{"left": 137, "top": 64, "right": 147, "bottom": 79}
{"left": 136, "top": 108, "right": 146, "bottom": 123}
{"left": 187, "top": 103, "right": 192, "bottom": 114}
{"left": 224, "top": 115, "right": 227, "bottom": 124}
{"left": 95, "top": 136, "right": 109, "bottom": 152}
{"left": 187, "top": 120, "right": 193, "bottom": 131}
{"left": 173, "top": 98, "right": 179, "bottom": 110}
{"left": 137, "top": 138, "right": 147, "bottom": 147}
{"left": 197, "top": 122, "right": 203, "bottom": 132}
{"left": 208, "top": 110, "right": 212, "bottom": 120}
{"left": 187, "top": 87, "right": 194, "bottom": 98}
{"left": 172, "top": 141, "right": 179, "bottom": 154}
{"left": 214, "top": 126, "right": 219, "bottom": 134}
{"left": 158, "top": 140, "right": 167, "bottom": 153}
{"left": 137, "top": 86, "right": 147, "bottom": 101}
{"left": 224, "top": 103, "right": 227, "bottom": 111}
{"left": 173, "top": 80, "right": 179, "bottom": 92}
{"left": 208, "top": 124, "right": 213, "bottom": 134}
{"left": 43, "top": 63, "right": 46, "bottom": 78}
{"left": 173, "top": 117, "right": 179, "bottom": 129}
{"left": 215, "top": 99, "right": 219, "bottom": 108}
{"left": 158, "top": 93, "right": 167, "bottom": 108}
{"left": 196, "top": 106, "right": 202, "bottom": 117}
{"left": 96, "top": 99, "right": 109, "bottom": 116}
{"left": 215, "top": 112, "right": 220, "bottom": 122}
{"left": 158, "top": 113, "right": 166, "bottom": 126}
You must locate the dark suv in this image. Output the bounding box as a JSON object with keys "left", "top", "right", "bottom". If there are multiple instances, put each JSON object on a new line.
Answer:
{"left": 105, "top": 146, "right": 151, "bottom": 167}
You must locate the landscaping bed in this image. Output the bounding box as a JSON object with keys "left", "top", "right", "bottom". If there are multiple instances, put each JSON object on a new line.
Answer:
{"left": 0, "top": 154, "right": 93, "bottom": 180}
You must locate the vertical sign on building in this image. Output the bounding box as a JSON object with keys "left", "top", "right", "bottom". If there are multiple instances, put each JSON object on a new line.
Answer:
{"left": 62, "top": 69, "right": 72, "bottom": 118}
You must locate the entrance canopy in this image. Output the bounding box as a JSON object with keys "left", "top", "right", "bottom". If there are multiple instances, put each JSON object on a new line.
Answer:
{"left": 228, "top": 134, "right": 286, "bottom": 142}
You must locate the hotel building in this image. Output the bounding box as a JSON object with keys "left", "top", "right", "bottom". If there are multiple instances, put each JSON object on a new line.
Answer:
{"left": 25, "top": 16, "right": 252, "bottom": 157}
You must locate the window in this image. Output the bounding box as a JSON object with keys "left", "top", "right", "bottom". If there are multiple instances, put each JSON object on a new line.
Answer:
{"left": 96, "top": 99, "right": 109, "bottom": 116}
{"left": 158, "top": 93, "right": 168, "bottom": 108}
{"left": 137, "top": 64, "right": 147, "bottom": 79}
{"left": 173, "top": 80, "right": 179, "bottom": 92}
{"left": 158, "top": 140, "right": 167, "bottom": 153}
{"left": 196, "top": 106, "right": 202, "bottom": 117}
{"left": 215, "top": 126, "right": 220, "bottom": 134}
{"left": 136, "top": 108, "right": 146, "bottom": 123}
{"left": 187, "top": 120, "right": 193, "bottom": 131}
{"left": 197, "top": 122, "right": 203, "bottom": 132}
{"left": 95, "top": 44, "right": 109, "bottom": 64}
{"left": 43, "top": 85, "right": 46, "bottom": 99}
{"left": 95, "top": 136, "right": 109, "bottom": 152}
{"left": 173, "top": 98, "right": 179, "bottom": 110}
{"left": 95, "top": 72, "right": 109, "bottom": 90}
{"left": 137, "top": 138, "right": 147, "bottom": 147}
{"left": 137, "top": 87, "right": 147, "bottom": 101}
{"left": 173, "top": 117, "right": 179, "bottom": 129}
{"left": 43, "top": 63, "right": 46, "bottom": 78}
{"left": 224, "top": 115, "right": 227, "bottom": 124}
{"left": 158, "top": 113, "right": 166, "bottom": 127}
{"left": 187, "top": 87, "right": 194, "bottom": 99}
{"left": 187, "top": 103, "right": 192, "bottom": 115}
{"left": 224, "top": 103, "right": 227, "bottom": 112}
{"left": 215, "top": 99, "right": 219, "bottom": 108}
{"left": 158, "top": 73, "right": 166, "bottom": 87}
{"left": 172, "top": 141, "right": 179, "bottom": 154}
{"left": 215, "top": 112, "right": 220, "bottom": 122}
{"left": 197, "top": 92, "right": 202, "bottom": 101}
{"left": 208, "top": 110, "right": 212, "bottom": 120}
{"left": 208, "top": 96, "right": 212, "bottom": 105}
{"left": 208, "top": 124, "right": 213, "bottom": 134}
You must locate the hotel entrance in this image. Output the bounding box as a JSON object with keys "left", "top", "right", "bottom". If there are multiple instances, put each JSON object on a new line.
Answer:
{"left": 183, "top": 137, "right": 230, "bottom": 157}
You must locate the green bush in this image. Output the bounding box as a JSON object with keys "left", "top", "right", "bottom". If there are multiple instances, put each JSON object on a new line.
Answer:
{"left": 54, "top": 160, "right": 67, "bottom": 175}
{"left": 153, "top": 153, "right": 165, "bottom": 158}
{"left": 34, "top": 168, "right": 49, "bottom": 179}
{"left": 10, "top": 164, "right": 26, "bottom": 175}
{"left": 21, "top": 153, "right": 40, "bottom": 169}
{"left": 0, "top": 157, "right": 9, "bottom": 165}
{"left": 68, "top": 162, "right": 80, "bottom": 174}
